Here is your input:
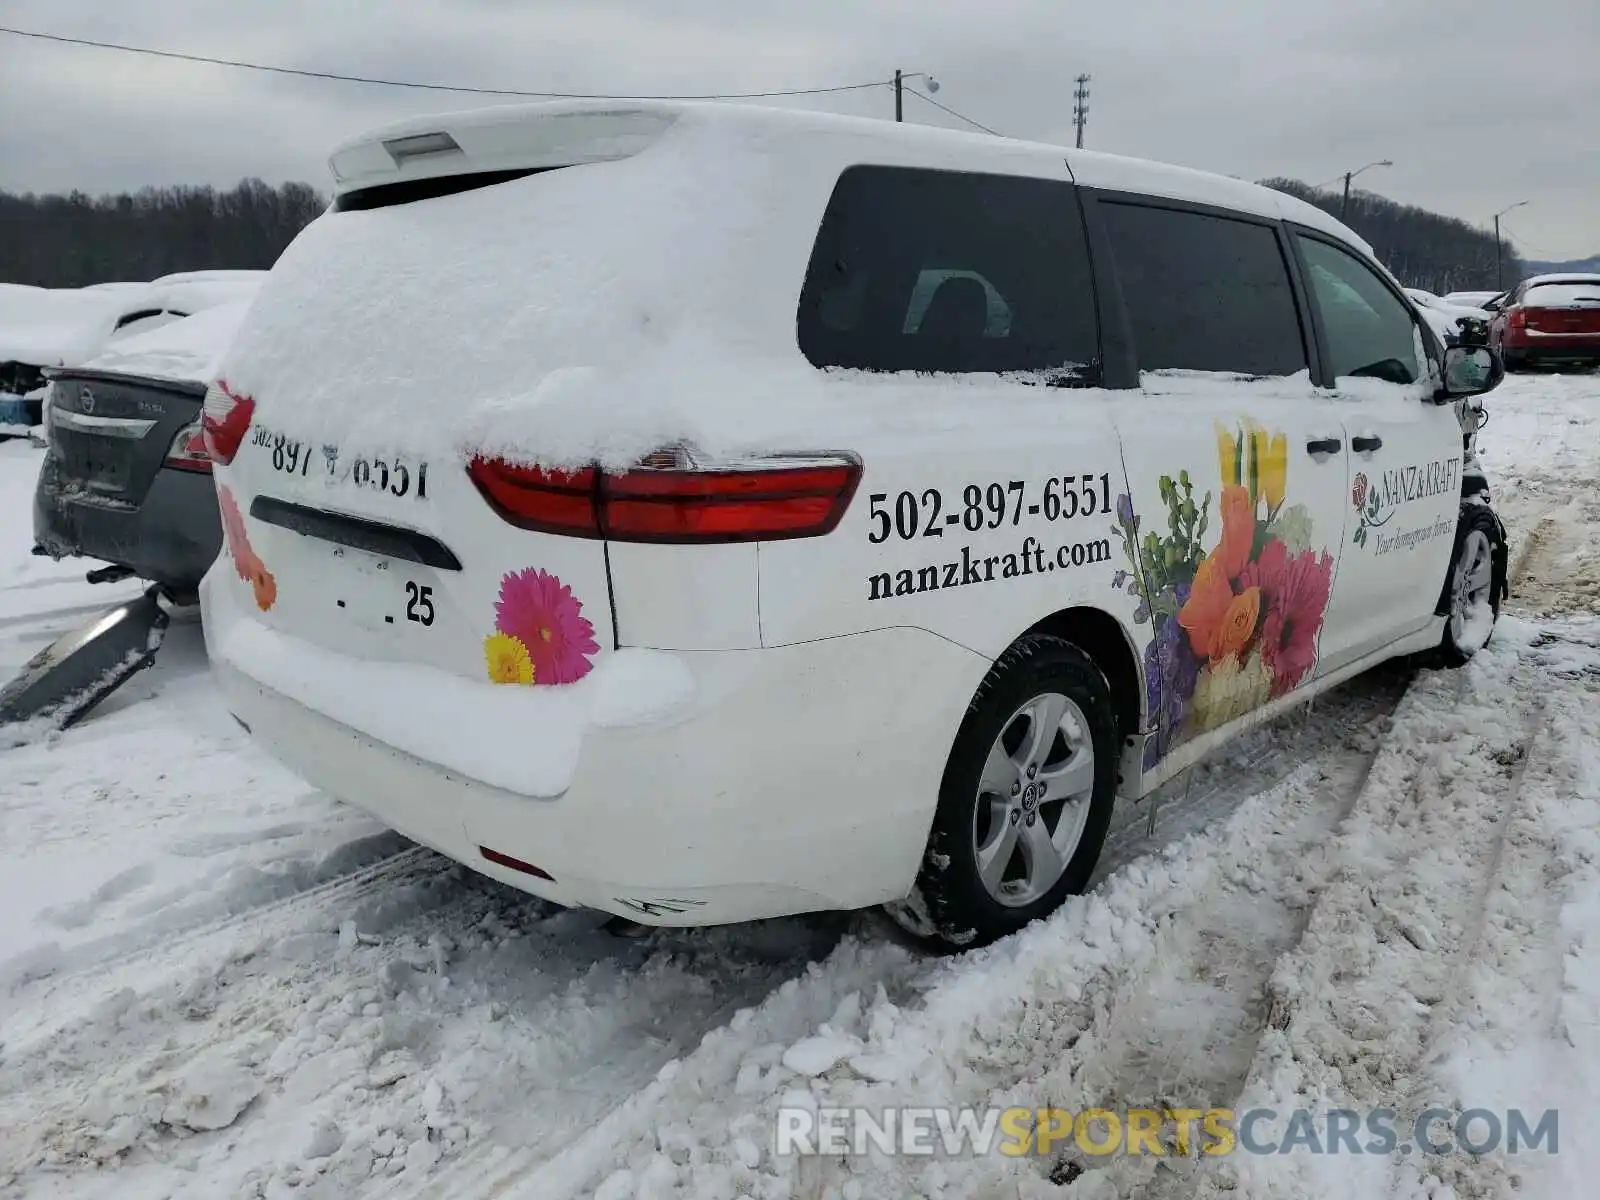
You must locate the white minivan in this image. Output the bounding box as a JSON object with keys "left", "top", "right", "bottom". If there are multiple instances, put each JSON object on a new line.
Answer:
{"left": 200, "top": 101, "right": 1507, "bottom": 949}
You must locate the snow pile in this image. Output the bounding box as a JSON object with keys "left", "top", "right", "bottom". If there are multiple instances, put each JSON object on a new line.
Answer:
{"left": 77, "top": 300, "right": 255, "bottom": 384}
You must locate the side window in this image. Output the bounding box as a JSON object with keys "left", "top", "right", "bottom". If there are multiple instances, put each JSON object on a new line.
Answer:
{"left": 797, "top": 166, "right": 1099, "bottom": 379}
{"left": 1099, "top": 202, "right": 1307, "bottom": 377}
{"left": 1295, "top": 236, "right": 1423, "bottom": 385}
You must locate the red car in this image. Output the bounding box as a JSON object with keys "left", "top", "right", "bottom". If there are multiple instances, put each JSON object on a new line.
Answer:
{"left": 1488, "top": 273, "right": 1600, "bottom": 371}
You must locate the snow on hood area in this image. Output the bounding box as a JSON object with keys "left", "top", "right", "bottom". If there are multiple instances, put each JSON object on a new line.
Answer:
{"left": 3, "top": 379, "right": 1600, "bottom": 1200}
{"left": 0, "top": 285, "right": 136, "bottom": 367}
{"left": 0, "top": 276, "right": 264, "bottom": 371}
{"left": 77, "top": 299, "right": 255, "bottom": 384}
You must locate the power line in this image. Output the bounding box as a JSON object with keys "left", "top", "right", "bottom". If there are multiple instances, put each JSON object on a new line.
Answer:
{"left": 903, "top": 87, "right": 1002, "bottom": 136}
{"left": 0, "top": 25, "right": 898, "bottom": 101}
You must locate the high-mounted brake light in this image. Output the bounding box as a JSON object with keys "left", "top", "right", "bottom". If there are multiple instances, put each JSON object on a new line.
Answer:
{"left": 164, "top": 420, "right": 212, "bottom": 473}
{"left": 467, "top": 447, "right": 862, "bottom": 543}
{"left": 1507, "top": 307, "right": 1527, "bottom": 331}
{"left": 202, "top": 381, "right": 254, "bottom": 466}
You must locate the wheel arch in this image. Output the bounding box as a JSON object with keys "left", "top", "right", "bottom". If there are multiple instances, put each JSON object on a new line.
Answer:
{"left": 1019, "top": 605, "right": 1144, "bottom": 749}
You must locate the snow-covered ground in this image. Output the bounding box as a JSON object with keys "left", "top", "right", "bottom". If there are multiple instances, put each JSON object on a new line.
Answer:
{"left": 1, "top": 374, "right": 1596, "bottom": 1200}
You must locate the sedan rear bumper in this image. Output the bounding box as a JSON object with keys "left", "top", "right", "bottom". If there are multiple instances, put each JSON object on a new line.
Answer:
{"left": 34, "top": 462, "right": 223, "bottom": 588}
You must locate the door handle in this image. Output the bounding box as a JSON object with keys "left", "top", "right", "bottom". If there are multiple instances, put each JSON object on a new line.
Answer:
{"left": 1305, "top": 437, "right": 1342, "bottom": 456}
{"left": 1352, "top": 435, "right": 1383, "bottom": 453}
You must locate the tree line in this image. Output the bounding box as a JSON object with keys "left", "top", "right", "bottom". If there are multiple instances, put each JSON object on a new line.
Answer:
{"left": 1261, "top": 178, "right": 1526, "bottom": 293}
{"left": 1, "top": 174, "right": 1527, "bottom": 295}
{"left": 0, "top": 179, "right": 327, "bottom": 288}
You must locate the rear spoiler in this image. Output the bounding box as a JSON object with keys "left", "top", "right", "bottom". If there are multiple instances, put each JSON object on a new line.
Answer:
{"left": 328, "top": 105, "right": 679, "bottom": 196}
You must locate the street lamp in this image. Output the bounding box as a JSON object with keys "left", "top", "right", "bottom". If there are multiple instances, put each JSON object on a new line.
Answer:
{"left": 1340, "top": 159, "right": 1393, "bottom": 222}
{"left": 893, "top": 70, "right": 938, "bottom": 122}
{"left": 1491, "top": 200, "right": 1529, "bottom": 290}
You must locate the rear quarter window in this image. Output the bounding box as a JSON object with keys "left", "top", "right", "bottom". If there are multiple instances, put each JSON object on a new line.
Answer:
{"left": 797, "top": 166, "right": 1099, "bottom": 380}
{"left": 1099, "top": 201, "right": 1308, "bottom": 378}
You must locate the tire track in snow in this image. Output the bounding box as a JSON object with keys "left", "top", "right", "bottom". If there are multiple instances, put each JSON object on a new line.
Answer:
{"left": 1048, "top": 691, "right": 1396, "bottom": 1196}
{"left": 0, "top": 861, "right": 844, "bottom": 1198}
{"left": 1194, "top": 644, "right": 1544, "bottom": 1200}
{"left": 0, "top": 841, "right": 438, "bottom": 1049}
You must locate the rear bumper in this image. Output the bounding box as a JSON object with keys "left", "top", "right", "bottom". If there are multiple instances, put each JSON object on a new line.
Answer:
{"left": 203, "top": 573, "right": 987, "bottom": 925}
{"left": 33, "top": 462, "right": 223, "bottom": 588}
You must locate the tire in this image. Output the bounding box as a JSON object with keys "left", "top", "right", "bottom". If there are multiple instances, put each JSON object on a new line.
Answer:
{"left": 1433, "top": 505, "right": 1507, "bottom": 668}
{"left": 1501, "top": 351, "right": 1523, "bottom": 373}
{"left": 886, "top": 634, "right": 1119, "bottom": 951}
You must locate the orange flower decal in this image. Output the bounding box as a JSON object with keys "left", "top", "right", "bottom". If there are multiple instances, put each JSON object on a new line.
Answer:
{"left": 217, "top": 484, "right": 277, "bottom": 612}
{"left": 1215, "top": 484, "right": 1255, "bottom": 583}
{"left": 1178, "top": 555, "right": 1234, "bottom": 663}
{"left": 248, "top": 562, "right": 278, "bottom": 612}
{"left": 1218, "top": 586, "right": 1262, "bottom": 660}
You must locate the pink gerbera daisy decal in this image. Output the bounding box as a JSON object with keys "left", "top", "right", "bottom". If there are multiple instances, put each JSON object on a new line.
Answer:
{"left": 493, "top": 568, "right": 599, "bottom": 684}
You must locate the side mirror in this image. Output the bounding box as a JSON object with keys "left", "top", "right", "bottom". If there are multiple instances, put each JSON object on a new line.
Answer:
{"left": 1481, "top": 299, "right": 1501, "bottom": 312}
{"left": 1438, "top": 344, "right": 1503, "bottom": 400}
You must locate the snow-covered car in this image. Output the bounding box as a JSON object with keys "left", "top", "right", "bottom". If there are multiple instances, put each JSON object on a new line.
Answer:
{"left": 1488, "top": 273, "right": 1600, "bottom": 372}
{"left": 0, "top": 274, "right": 265, "bottom": 437}
{"left": 199, "top": 101, "right": 1509, "bottom": 949}
{"left": 32, "top": 300, "right": 254, "bottom": 595}
{"left": 1443, "top": 289, "right": 1505, "bottom": 309}
{"left": 1405, "top": 288, "right": 1491, "bottom": 347}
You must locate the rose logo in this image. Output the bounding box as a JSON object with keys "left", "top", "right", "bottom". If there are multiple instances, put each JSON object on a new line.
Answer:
{"left": 1351, "top": 473, "right": 1369, "bottom": 510}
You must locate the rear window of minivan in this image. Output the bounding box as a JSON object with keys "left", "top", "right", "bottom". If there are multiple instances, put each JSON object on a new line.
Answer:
{"left": 797, "top": 166, "right": 1099, "bottom": 380}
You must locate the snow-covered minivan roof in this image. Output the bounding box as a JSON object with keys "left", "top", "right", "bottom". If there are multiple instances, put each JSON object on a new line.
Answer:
{"left": 328, "top": 99, "right": 1371, "bottom": 256}
{"left": 221, "top": 100, "right": 1382, "bottom": 473}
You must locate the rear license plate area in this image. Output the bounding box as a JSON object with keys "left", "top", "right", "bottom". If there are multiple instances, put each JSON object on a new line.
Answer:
{"left": 322, "top": 546, "right": 440, "bottom": 635}
{"left": 57, "top": 433, "right": 133, "bottom": 493}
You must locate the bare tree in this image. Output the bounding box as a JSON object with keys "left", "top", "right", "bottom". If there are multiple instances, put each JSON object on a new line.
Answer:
{"left": 0, "top": 179, "right": 328, "bottom": 287}
{"left": 1261, "top": 178, "right": 1525, "bottom": 293}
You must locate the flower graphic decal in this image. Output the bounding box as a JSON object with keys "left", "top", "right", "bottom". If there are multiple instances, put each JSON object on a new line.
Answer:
{"left": 1113, "top": 417, "right": 1335, "bottom": 769}
{"left": 217, "top": 484, "right": 277, "bottom": 612}
{"left": 483, "top": 568, "right": 599, "bottom": 686}
{"left": 1350, "top": 470, "right": 1390, "bottom": 548}
{"left": 484, "top": 631, "right": 535, "bottom": 684}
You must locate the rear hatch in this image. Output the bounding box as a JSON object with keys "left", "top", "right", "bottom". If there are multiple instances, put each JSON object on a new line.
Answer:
{"left": 46, "top": 369, "right": 207, "bottom": 505}
{"left": 206, "top": 106, "right": 718, "bottom": 686}
{"left": 1524, "top": 282, "right": 1600, "bottom": 335}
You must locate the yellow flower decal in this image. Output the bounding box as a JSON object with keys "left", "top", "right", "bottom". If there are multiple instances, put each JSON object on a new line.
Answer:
{"left": 1218, "top": 419, "right": 1288, "bottom": 518}
{"left": 1215, "top": 422, "right": 1240, "bottom": 487}
{"left": 484, "top": 632, "right": 535, "bottom": 685}
{"left": 1260, "top": 431, "right": 1288, "bottom": 514}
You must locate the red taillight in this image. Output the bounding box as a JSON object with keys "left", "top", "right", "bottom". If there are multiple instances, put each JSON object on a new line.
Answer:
{"left": 1507, "top": 307, "right": 1527, "bottom": 331}
{"left": 467, "top": 449, "right": 862, "bottom": 543}
{"left": 202, "top": 381, "right": 254, "bottom": 466}
{"left": 164, "top": 420, "right": 213, "bottom": 474}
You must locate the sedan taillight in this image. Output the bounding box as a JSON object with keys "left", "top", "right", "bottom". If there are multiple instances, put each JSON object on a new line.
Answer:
{"left": 468, "top": 447, "right": 862, "bottom": 543}
{"left": 164, "top": 420, "right": 212, "bottom": 473}
{"left": 1507, "top": 307, "right": 1527, "bottom": 331}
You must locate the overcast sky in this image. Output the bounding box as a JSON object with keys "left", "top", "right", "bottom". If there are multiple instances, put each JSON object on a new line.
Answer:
{"left": 2, "top": 0, "right": 1596, "bottom": 260}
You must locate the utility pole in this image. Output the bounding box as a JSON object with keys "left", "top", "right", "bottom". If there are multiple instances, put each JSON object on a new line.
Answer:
{"left": 1494, "top": 213, "right": 1503, "bottom": 290}
{"left": 894, "top": 68, "right": 903, "bottom": 122}
{"left": 1491, "top": 201, "right": 1529, "bottom": 290}
{"left": 1072, "top": 74, "right": 1091, "bottom": 149}
{"left": 1337, "top": 159, "right": 1392, "bottom": 223}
